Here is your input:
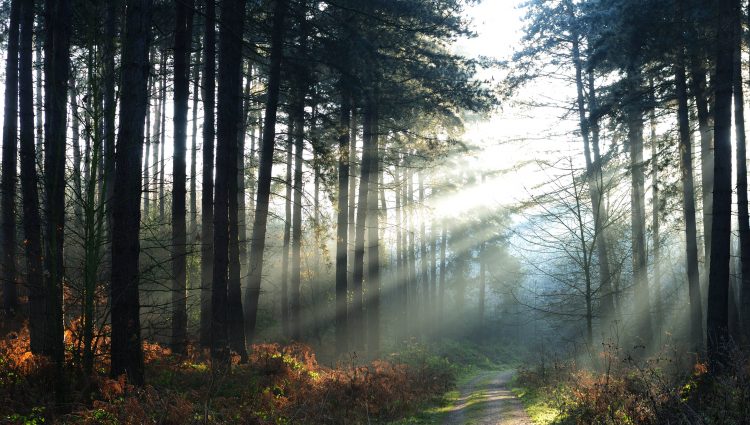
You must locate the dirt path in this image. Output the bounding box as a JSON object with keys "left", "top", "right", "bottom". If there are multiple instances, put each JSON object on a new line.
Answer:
{"left": 443, "top": 370, "right": 533, "bottom": 425}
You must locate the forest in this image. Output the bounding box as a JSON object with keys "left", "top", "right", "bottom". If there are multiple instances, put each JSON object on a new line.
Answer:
{"left": 0, "top": 0, "right": 749, "bottom": 423}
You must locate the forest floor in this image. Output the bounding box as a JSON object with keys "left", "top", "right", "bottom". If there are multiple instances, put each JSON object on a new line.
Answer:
{"left": 442, "top": 370, "right": 532, "bottom": 425}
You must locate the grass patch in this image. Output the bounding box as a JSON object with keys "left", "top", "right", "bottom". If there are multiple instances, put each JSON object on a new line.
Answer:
{"left": 511, "top": 383, "right": 565, "bottom": 425}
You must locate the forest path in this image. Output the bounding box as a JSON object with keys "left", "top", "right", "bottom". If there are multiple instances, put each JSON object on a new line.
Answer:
{"left": 442, "top": 370, "right": 533, "bottom": 425}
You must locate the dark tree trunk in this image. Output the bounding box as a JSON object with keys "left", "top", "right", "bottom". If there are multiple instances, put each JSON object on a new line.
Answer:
{"left": 19, "top": 0, "right": 43, "bottom": 355}
{"left": 111, "top": 0, "right": 151, "bottom": 385}
{"left": 335, "top": 90, "right": 351, "bottom": 354}
{"left": 212, "top": 0, "right": 246, "bottom": 365}
{"left": 34, "top": 29, "right": 42, "bottom": 171}
{"left": 571, "top": 37, "right": 615, "bottom": 319}
{"left": 170, "top": 0, "right": 194, "bottom": 356}
{"left": 689, "top": 59, "right": 713, "bottom": 263}
{"left": 418, "top": 171, "right": 428, "bottom": 315}
{"left": 199, "top": 0, "right": 215, "bottom": 349}
{"left": 351, "top": 104, "right": 374, "bottom": 352}
{"left": 190, "top": 27, "right": 201, "bottom": 238}
{"left": 676, "top": 51, "right": 704, "bottom": 348}
{"left": 626, "top": 69, "right": 653, "bottom": 347}
{"left": 734, "top": 0, "right": 750, "bottom": 346}
{"left": 70, "top": 75, "right": 82, "bottom": 221}
{"left": 707, "top": 0, "right": 734, "bottom": 367}
{"left": 348, "top": 107, "right": 358, "bottom": 291}
{"left": 245, "top": 0, "right": 288, "bottom": 344}
{"left": 393, "top": 157, "right": 404, "bottom": 345}
{"left": 291, "top": 94, "right": 304, "bottom": 342}
{"left": 1, "top": 0, "right": 20, "bottom": 317}
{"left": 439, "top": 222, "right": 447, "bottom": 324}
{"left": 43, "top": 0, "right": 72, "bottom": 364}
{"left": 365, "top": 99, "right": 380, "bottom": 358}
{"left": 103, "top": 0, "right": 117, "bottom": 232}
{"left": 280, "top": 122, "right": 293, "bottom": 339}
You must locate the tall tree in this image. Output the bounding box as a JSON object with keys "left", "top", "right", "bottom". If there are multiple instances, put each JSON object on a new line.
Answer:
{"left": 43, "top": 0, "right": 72, "bottom": 364}
{"left": 707, "top": 0, "right": 734, "bottom": 366}
{"left": 675, "top": 32, "right": 704, "bottom": 347}
{"left": 18, "top": 0, "right": 44, "bottom": 354}
{"left": 1, "top": 0, "right": 20, "bottom": 317}
{"left": 280, "top": 124, "right": 293, "bottom": 338}
{"left": 365, "top": 98, "right": 380, "bottom": 357}
{"left": 102, "top": 0, "right": 118, "bottom": 231}
{"left": 199, "top": 0, "right": 216, "bottom": 349}
{"left": 111, "top": 0, "right": 152, "bottom": 385}
{"left": 170, "top": 0, "right": 195, "bottom": 356}
{"left": 212, "top": 0, "right": 246, "bottom": 363}
{"left": 335, "top": 90, "right": 351, "bottom": 353}
{"left": 245, "top": 0, "right": 288, "bottom": 343}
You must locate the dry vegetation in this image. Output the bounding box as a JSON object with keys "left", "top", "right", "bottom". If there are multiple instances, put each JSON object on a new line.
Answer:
{"left": 0, "top": 323, "right": 455, "bottom": 424}
{"left": 515, "top": 342, "right": 750, "bottom": 425}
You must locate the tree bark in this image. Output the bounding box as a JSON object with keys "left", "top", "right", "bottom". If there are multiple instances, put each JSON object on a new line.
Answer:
{"left": 19, "top": 0, "right": 44, "bottom": 355}
{"left": 365, "top": 98, "right": 380, "bottom": 358}
{"left": 291, "top": 91, "right": 304, "bottom": 342}
{"left": 335, "top": 90, "right": 351, "bottom": 354}
{"left": 2, "top": 0, "right": 20, "bottom": 317}
{"left": 676, "top": 52, "right": 704, "bottom": 348}
{"left": 626, "top": 68, "right": 653, "bottom": 347}
{"left": 244, "top": 0, "right": 288, "bottom": 344}
{"left": 111, "top": 0, "right": 151, "bottom": 385}
{"left": 170, "top": 0, "right": 194, "bottom": 356}
{"left": 102, "top": 0, "right": 117, "bottom": 232}
{"left": 707, "top": 0, "right": 733, "bottom": 367}
{"left": 43, "top": 0, "right": 72, "bottom": 365}
{"left": 212, "top": 0, "right": 246, "bottom": 365}
{"left": 199, "top": 0, "right": 215, "bottom": 349}
{"left": 733, "top": 0, "right": 750, "bottom": 346}
{"left": 280, "top": 122, "right": 293, "bottom": 338}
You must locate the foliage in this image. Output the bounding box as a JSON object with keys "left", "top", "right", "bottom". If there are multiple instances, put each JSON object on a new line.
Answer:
{"left": 514, "top": 343, "right": 750, "bottom": 425}
{"left": 0, "top": 325, "right": 455, "bottom": 424}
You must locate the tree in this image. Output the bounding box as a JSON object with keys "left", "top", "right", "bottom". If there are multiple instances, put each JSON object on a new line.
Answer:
{"left": 200, "top": 0, "right": 215, "bottom": 349}
{"left": 1, "top": 0, "right": 20, "bottom": 317}
{"left": 335, "top": 90, "right": 351, "bottom": 353}
{"left": 18, "top": 0, "right": 44, "bottom": 355}
{"left": 111, "top": 0, "right": 152, "bottom": 385}
{"left": 245, "top": 0, "right": 288, "bottom": 344}
{"left": 707, "top": 0, "right": 734, "bottom": 367}
{"left": 212, "top": 0, "right": 246, "bottom": 364}
{"left": 43, "top": 0, "right": 73, "bottom": 364}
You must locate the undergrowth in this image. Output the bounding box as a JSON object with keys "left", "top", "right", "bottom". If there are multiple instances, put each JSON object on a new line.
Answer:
{"left": 514, "top": 341, "right": 750, "bottom": 425}
{"left": 0, "top": 325, "right": 457, "bottom": 424}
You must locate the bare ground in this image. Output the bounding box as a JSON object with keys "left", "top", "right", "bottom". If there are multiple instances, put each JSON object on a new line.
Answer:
{"left": 443, "top": 370, "right": 533, "bottom": 425}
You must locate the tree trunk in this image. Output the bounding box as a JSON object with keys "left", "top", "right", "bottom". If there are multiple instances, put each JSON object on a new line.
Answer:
{"left": 291, "top": 91, "right": 304, "bottom": 342}
{"left": 111, "top": 0, "right": 151, "bottom": 385}
{"left": 199, "top": 0, "right": 215, "bottom": 349}
{"left": 626, "top": 69, "right": 653, "bottom": 347}
{"left": 734, "top": 0, "right": 750, "bottom": 346}
{"left": 70, "top": 75, "right": 82, "bottom": 221}
{"left": 212, "top": 0, "right": 246, "bottom": 365}
{"left": 34, "top": 28, "right": 43, "bottom": 171}
{"left": 571, "top": 37, "right": 615, "bottom": 319}
{"left": 365, "top": 98, "right": 380, "bottom": 358}
{"left": 351, "top": 105, "right": 372, "bottom": 352}
{"left": 143, "top": 67, "right": 152, "bottom": 216}
{"left": 335, "top": 90, "right": 351, "bottom": 354}
{"left": 707, "top": 0, "right": 734, "bottom": 367}
{"left": 152, "top": 54, "right": 165, "bottom": 214}
{"left": 439, "top": 222, "right": 447, "bottom": 324}
{"left": 393, "top": 157, "right": 403, "bottom": 345}
{"left": 348, "top": 107, "right": 358, "bottom": 291}
{"left": 43, "top": 0, "right": 72, "bottom": 365}
{"left": 689, "top": 59, "right": 713, "bottom": 264}
{"left": 102, "top": 0, "right": 117, "bottom": 232}
{"left": 650, "top": 92, "right": 662, "bottom": 335}
{"left": 2, "top": 0, "right": 20, "bottom": 317}
{"left": 170, "top": 0, "right": 194, "bottom": 356}
{"left": 280, "top": 123, "right": 293, "bottom": 338}
{"left": 418, "top": 171, "right": 429, "bottom": 316}
{"left": 190, "top": 27, "right": 201, "bottom": 239}
{"left": 676, "top": 54, "right": 704, "bottom": 348}
{"left": 19, "top": 0, "right": 44, "bottom": 355}
{"left": 244, "top": 0, "right": 288, "bottom": 344}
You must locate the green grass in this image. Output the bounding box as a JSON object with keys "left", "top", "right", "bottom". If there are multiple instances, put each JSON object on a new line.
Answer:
{"left": 511, "top": 385, "right": 564, "bottom": 425}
